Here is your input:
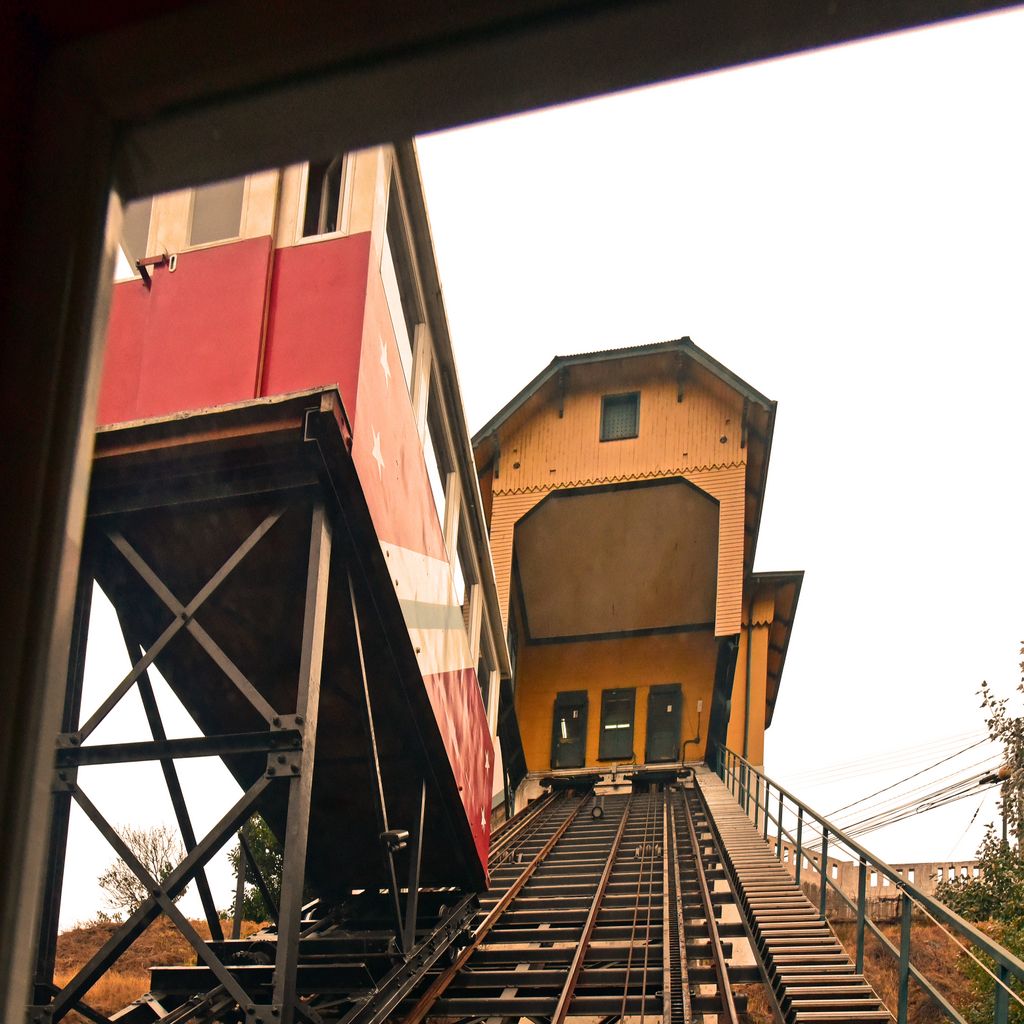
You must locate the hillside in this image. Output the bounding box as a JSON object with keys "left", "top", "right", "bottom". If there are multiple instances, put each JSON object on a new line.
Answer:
{"left": 54, "top": 917, "right": 265, "bottom": 1022}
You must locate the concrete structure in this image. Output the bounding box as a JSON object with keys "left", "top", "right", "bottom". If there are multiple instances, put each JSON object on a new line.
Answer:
{"left": 778, "top": 840, "right": 981, "bottom": 921}
{"left": 472, "top": 342, "right": 802, "bottom": 795}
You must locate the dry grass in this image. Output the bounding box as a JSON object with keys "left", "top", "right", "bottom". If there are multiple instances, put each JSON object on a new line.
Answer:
{"left": 53, "top": 916, "right": 266, "bottom": 1022}
{"left": 735, "top": 918, "right": 983, "bottom": 1023}
{"left": 736, "top": 981, "right": 775, "bottom": 1022}
{"left": 834, "top": 919, "right": 978, "bottom": 1023}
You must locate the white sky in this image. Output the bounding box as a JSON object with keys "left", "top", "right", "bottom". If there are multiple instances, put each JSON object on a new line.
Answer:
{"left": 62, "top": 8, "right": 1024, "bottom": 929}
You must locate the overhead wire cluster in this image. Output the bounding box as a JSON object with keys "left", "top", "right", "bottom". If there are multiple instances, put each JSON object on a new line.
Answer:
{"left": 782, "top": 731, "right": 1004, "bottom": 846}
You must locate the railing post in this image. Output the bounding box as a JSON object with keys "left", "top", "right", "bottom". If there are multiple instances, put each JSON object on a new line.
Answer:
{"left": 995, "top": 963, "right": 1009, "bottom": 1024}
{"left": 776, "top": 789, "right": 784, "bottom": 859}
{"left": 856, "top": 857, "right": 867, "bottom": 973}
{"left": 752, "top": 772, "right": 759, "bottom": 829}
{"left": 739, "top": 762, "right": 747, "bottom": 812}
{"left": 763, "top": 781, "right": 770, "bottom": 839}
{"left": 795, "top": 807, "right": 804, "bottom": 884}
{"left": 819, "top": 829, "right": 829, "bottom": 920}
{"left": 898, "top": 891, "right": 912, "bottom": 1024}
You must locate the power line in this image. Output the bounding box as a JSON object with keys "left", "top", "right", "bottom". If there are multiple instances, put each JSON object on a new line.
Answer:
{"left": 782, "top": 731, "right": 988, "bottom": 788}
{"left": 826, "top": 737, "right": 995, "bottom": 818}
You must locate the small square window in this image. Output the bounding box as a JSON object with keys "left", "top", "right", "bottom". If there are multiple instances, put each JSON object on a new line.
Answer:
{"left": 600, "top": 392, "right": 639, "bottom": 441}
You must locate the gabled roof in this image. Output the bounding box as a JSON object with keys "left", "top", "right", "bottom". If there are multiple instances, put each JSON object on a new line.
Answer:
{"left": 471, "top": 336, "right": 773, "bottom": 447}
{"left": 471, "top": 336, "right": 778, "bottom": 576}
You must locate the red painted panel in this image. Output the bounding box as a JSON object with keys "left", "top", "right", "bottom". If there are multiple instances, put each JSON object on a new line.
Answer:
{"left": 97, "top": 278, "right": 150, "bottom": 424}
{"left": 424, "top": 667, "right": 494, "bottom": 877}
{"left": 261, "top": 233, "right": 371, "bottom": 414}
{"left": 98, "top": 237, "right": 273, "bottom": 425}
{"left": 352, "top": 269, "right": 447, "bottom": 561}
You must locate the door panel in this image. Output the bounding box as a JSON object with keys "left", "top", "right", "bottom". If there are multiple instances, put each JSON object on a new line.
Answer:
{"left": 551, "top": 691, "right": 588, "bottom": 769}
{"left": 598, "top": 687, "right": 636, "bottom": 761}
{"left": 645, "top": 683, "right": 682, "bottom": 763}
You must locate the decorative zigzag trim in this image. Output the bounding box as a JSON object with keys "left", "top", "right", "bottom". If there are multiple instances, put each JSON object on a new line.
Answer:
{"left": 492, "top": 462, "right": 746, "bottom": 497}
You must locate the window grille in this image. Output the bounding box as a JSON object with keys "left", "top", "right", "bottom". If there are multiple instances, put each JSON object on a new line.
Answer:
{"left": 600, "top": 392, "right": 640, "bottom": 441}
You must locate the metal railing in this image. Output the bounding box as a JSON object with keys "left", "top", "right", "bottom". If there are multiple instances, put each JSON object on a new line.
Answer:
{"left": 716, "top": 747, "right": 1024, "bottom": 1024}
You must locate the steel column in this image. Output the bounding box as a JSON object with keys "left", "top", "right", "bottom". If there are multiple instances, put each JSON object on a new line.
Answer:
{"left": 856, "top": 857, "right": 867, "bottom": 973}
{"left": 819, "top": 828, "right": 829, "bottom": 920}
{"left": 402, "top": 779, "right": 428, "bottom": 955}
{"left": 898, "top": 891, "right": 912, "bottom": 1023}
{"left": 271, "top": 502, "right": 332, "bottom": 1024}
{"left": 32, "top": 558, "right": 93, "bottom": 1003}
{"left": 795, "top": 807, "right": 803, "bottom": 884}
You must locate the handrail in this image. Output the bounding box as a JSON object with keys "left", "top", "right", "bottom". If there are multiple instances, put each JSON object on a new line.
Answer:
{"left": 716, "top": 746, "right": 1024, "bottom": 1024}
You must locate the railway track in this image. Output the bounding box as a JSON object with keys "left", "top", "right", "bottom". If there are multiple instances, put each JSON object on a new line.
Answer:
{"left": 117, "top": 770, "right": 892, "bottom": 1024}
{"left": 402, "top": 780, "right": 757, "bottom": 1024}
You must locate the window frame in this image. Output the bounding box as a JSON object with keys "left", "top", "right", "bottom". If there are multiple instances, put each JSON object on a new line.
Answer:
{"left": 599, "top": 390, "right": 641, "bottom": 442}
{"left": 185, "top": 175, "right": 250, "bottom": 250}
{"left": 294, "top": 154, "right": 353, "bottom": 243}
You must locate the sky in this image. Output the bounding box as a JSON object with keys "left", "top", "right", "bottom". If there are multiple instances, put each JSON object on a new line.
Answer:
{"left": 62, "top": 7, "right": 1024, "bottom": 928}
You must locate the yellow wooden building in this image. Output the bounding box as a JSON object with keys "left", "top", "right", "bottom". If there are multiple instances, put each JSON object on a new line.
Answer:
{"left": 473, "top": 339, "right": 801, "bottom": 794}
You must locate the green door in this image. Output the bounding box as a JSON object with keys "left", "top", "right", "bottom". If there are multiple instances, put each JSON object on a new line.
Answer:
{"left": 598, "top": 688, "right": 636, "bottom": 761}
{"left": 551, "top": 691, "right": 588, "bottom": 769}
{"left": 645, "top": 683, "right": 682, "bottom": 763}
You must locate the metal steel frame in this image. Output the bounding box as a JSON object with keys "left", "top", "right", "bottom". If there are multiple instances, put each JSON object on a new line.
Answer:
{"left": 30, "top": 499, "right": 333, "bottom": 1024}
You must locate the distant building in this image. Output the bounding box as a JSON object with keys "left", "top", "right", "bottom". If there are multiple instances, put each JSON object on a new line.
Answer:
{"left": 472, "top": 340, "right": 801, "bottom": 797}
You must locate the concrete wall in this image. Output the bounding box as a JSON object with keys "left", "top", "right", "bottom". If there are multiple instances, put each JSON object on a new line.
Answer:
{"left": 776, "top": 840, "right": 980, "bottom": 919}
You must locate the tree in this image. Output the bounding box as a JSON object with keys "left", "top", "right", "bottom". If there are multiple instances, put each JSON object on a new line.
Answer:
{"left": 228, "top": 815, "right": 283, "bottom": 922}
{"left": 977, "top": 642, "right": 1024, "bottom": 845}
{"left": 97, "top": 823, "right": 185, "bottom": 917}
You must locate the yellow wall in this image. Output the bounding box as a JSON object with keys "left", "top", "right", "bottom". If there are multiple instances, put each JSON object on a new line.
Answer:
{"left": 484, "top": 355, "right": 748, "bottom": 637}
{"left": 515, "top": 631, "right": 720, "bottom": 772}
{"left": 725, "top": 592, "right": 775, "bottom": 766}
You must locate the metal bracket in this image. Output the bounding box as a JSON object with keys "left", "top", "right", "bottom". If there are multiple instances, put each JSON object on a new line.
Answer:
{"left": 51, "top": 768, "right": 76, "bottom": 793}
{"left": 268, "top": 715, "right": 304, "bottom": 778}
{"left": 250, "top": 1004, "right": 282, "bottom": 1023}
{"left": 135, "top": 251, "right": 170, "bottom": 289}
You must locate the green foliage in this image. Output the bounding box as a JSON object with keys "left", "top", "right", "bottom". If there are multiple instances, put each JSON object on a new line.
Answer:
{"left": 950, "top": 919, "right": 1024, "bottom": 1024}
{"left": 228, "top": 815, "right": 283, "bottom": 922}
{"left": 937, "top": 826, "right": 1024, "bottom": 926}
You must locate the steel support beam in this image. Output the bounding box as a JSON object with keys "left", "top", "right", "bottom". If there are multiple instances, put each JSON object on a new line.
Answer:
{"left": 269, "top": 502, "right": 332, "bottom": 1024}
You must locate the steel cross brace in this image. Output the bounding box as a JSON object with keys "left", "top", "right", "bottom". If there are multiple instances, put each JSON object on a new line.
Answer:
{"left": 46, "top": 774, "right": 274, "bottom": 1022}
{"left": 71, "top": 507, "right": 285, "bottom": 745}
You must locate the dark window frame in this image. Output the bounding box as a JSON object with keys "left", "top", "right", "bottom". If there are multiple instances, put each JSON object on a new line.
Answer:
{"left": 598, "top": 687, "right": 636, "bottom": 760}
{"left": 599, "top": 391, "right": 640, "bottom": 442}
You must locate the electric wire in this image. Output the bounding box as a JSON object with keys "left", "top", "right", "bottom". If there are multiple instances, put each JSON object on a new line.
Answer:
{"left": 781, "top": 730, "right": 988, "bottom": 787}
{"left": 829, "top": 753, "right": 1001, "bottom": 829}
{"left": 826, "top": 737, "right": 995, "bottom": 818}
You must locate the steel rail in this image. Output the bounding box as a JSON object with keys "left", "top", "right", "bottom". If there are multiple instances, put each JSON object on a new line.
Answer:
{"left": 667, "top": 801, "right": 693, "bottom": 1024}
{"left": 489, "top": 789, "right": 558, "bottom": 856}
{"left": 619, "top": 789, "right": 657, "bottom": 1021}
{"left": 550, "top": 794, "right": 634, "bottom": 1024}
{"left": 681, "top": 786, "right": 740, "bottom": 1024}
{"left": 401, "top": 791, "right": 592, "bottom": 1024}
{"left": 636, "top": 791, "right": 663, "bottom": 1024}
{"left": 489, "top": 790, "right": 561, "bottom": 865}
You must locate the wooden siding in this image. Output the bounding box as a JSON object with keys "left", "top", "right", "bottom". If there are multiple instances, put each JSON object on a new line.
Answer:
{"left": 484, "top": 355, "right": 747, "bottom": 637}
{"left": 490, "top": 490, "right": 546, "bottom": 630}
{"left": 488, "top": 466, "right": 744, "bottom": 637}
{"left": 726, "top": 614, "right": 772, "bottom": 766}
{"left": 515, "top": 631, "right": 720, "bottom": 772}
{"left": 492, "top": 355, "right": 746, "bottom": 495}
